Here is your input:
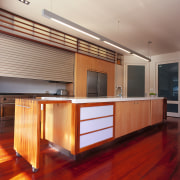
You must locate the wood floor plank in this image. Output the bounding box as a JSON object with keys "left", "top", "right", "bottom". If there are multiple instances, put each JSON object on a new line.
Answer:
{"left": 1, "top": 118, "right": 180, "bottom": 179}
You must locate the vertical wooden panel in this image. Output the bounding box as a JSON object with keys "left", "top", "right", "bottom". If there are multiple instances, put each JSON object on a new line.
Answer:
{"left": 66, "top": 83, "right": 74, "bottom": 96}
{"left": 45, "top": 103, "right": 72, "bottom": 151}
{"left": 14, "top": 99, "right": 40, "bottom": 169}
{"left": 151, "top": 99, "right": 164, "bottom": 125}
{"left": 74, "top": 53, "right": 115, "bottom": 97}
{"left": 40, "top": 104, "right": 46, "bottom": 139}
{"left": 163, "top": 98, "right": 167, "bottom": 120}
{"left": 115, "top": 101, "right": 133, "bottom": 138}
{"left": 71, "top": 103, "right": 79, "bottom": 155}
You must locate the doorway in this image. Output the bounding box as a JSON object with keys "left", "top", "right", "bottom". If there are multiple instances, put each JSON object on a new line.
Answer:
{"left": 127, "top": 65, "right": 145, "bottom": 97}
{"left": 158, "top": 62, "right": 179, "bottom": 117}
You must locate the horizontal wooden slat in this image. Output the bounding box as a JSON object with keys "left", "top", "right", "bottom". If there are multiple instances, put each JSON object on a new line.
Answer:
{"left": 0, "top": 33, "right": 74, "bottom": 82}
{"left": 0, "top": 8, "right": 116, "bottom": 63}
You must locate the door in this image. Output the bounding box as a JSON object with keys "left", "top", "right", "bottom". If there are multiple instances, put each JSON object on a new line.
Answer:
{"left": 127, "top": 65, "right": 145, "bottom": 97}
{"left": 158, "top": 63, "right": 179, "bottom": 117}
{"left": 87, "top": 71, "right": 98, "bottom": 97}
{"left": 98, "top": 73, "right": 107, "bottom": 97}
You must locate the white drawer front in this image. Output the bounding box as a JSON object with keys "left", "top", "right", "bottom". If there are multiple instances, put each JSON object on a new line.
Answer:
{"left": 80, "top": 105, "right": 113, "bottom": 120}
{"left": 80, "top": 116, "right": 113, "bottom": 134}
{"left": 80, "top": 127, "right": 113, "bottom": 148}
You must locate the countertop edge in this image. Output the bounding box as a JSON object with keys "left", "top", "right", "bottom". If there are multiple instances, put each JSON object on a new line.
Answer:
{"left": 40, "top": 97, "right": 165, "bottom": 104}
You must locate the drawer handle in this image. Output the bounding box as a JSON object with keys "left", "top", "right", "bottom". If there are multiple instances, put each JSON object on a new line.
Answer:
{"left": 16, "top": 105, "right": 31, "bottom": 109}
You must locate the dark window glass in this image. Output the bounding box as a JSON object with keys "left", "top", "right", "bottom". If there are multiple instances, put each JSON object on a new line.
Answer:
{"left": 158, "top": 63, "right": 178, "bottom": 101}
{"left": 167, "top": 104, "right": 178, "bottom": 113}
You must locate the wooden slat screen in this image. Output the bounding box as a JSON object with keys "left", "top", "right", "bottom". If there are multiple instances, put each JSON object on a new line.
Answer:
{"left": 78, "top": 40, "right": 115, "bottom": 62}
{"left": 0, "top": 33, "right": 74, "bottom": 82}
{"left": 0, "top": 8, "right": 116, "bottom": 63}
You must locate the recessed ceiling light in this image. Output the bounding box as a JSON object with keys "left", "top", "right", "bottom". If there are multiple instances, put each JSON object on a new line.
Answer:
{"left": 18, "top": 0, "right": 30, "bottom": 5}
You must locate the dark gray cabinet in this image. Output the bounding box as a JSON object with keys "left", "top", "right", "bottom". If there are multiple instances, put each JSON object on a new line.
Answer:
{"left": 87, "top": 71, "right": 107, "bottom": 97}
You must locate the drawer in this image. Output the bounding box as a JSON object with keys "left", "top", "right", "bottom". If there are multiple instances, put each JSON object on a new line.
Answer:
{"left": 80, "top": 127, "right": 113, "bottom": 148}
{"left": 80, "top": 105, "right": 114, "bottom": 120}
{"left": 80, "top": 116, "right": 113, "bottom": 134}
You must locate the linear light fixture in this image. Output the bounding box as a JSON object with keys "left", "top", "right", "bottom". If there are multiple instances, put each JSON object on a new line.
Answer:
{"left": 132, "top": 53, "right": 151, "bottom": 62}
{"left": 42, "top": 9, "right": 100, "bottom": 40}
{"left": 18, "top": 0, "right": 30, "bottom": 5}
{"left": 42, "top": 9, "right": 151, "bottom": 62}
{"left": 51, "top": 18, "right": 100, "bottom": 40}
{"left": 103, "top": 41, "right": 131, "bottom": 54}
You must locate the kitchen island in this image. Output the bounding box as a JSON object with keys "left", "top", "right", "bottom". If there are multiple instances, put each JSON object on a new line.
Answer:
{"left": 14, "top": 97, "right": 165, "bottom": 172}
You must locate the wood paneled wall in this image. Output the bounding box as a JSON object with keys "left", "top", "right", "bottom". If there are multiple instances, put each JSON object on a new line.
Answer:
{"left": 74, "top": 53, "right": 115, "bottom": 97}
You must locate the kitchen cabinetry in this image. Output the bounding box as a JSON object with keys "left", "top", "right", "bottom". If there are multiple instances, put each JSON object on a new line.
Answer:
{"left": 151, "top": 99, "right": 164, "bottom": 125}
{"left": 74, "top": 53, "right": 115, "bottom": 97}
{"left": 0, "top": 98, "right": 15, "bottom": 118}
{"left": 0, "top": 33, "right": 74, "bottom": 83}
{"left": 14, "top": 97, "right": 164, "bottom": 171}
{"left": 115, "top": 100, "right": 150, "bottom": 138}
{"left": 78, "top": 103, "right": 114, "bottom": 152}
{"left": 0, "top": 97, "right": 15, "bottom": 132}
{"left": 0, "top": 95, "right": 34, "bottom": 132}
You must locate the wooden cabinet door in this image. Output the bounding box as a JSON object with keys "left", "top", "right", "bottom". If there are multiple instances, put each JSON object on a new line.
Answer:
{"left": 115, "top": 101, "right": 139, "bottom": 138}
{"left": 115, "top": 101, "right": 132, "bottom": 138}
{"left": 136, "top": 100, "right": 151, "bottom": 130}
{"left": 151, "top": 99, "right": 163, "bottom": 125}
{"left": 3, "top": 104, "right": 15, "bottom": 117}
{"left": 115, "top": 100, "right": 151, "bottom": 138}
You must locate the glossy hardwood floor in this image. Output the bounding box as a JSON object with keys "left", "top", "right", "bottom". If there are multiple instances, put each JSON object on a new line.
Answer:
{"left": 1, "top": 117, "right": 180, "bottom": 180}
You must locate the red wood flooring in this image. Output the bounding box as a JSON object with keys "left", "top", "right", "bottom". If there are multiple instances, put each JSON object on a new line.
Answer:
{"left": 1, "top": 117, "right": 180, "bottom": 180}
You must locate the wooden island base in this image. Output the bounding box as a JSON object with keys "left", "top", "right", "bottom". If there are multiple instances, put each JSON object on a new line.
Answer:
{"left": 14, "top": 97, "right": 166, "bottom": 172}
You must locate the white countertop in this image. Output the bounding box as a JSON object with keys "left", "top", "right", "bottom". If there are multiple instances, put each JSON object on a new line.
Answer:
{"left": 41, "top": 96, "right": 164, "bottom": 104}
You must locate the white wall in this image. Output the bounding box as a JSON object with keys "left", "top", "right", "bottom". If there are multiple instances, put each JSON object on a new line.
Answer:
{"left": 122, "top": 51, "right": 180, "bottom": 97}
{"left": 115, "top": 64, "right": 124, "bottom": 96}
{"left": 0, "top": 76, "right": 66, "bottom": 94}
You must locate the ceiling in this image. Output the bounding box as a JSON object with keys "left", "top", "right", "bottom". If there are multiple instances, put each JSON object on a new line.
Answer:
{"left": 1, "top": 0, "right": 180, "bottom": 57}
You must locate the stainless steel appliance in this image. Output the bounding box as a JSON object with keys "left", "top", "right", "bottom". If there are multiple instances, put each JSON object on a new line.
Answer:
{"left": 87, "top": 71, "right": 107, "bottom": 97}
{"left": 56, "top": 89, "right": 68, "bottom": 96}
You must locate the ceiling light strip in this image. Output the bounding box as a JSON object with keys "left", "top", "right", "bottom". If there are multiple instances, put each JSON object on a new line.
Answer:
{"left": 132, "top": 53, "right": 151, "bottom": 62}
{"left": 103, "top": 41, "right": 130, "bottom": 53}
{"left": 51, "top": 18, "right": 100, "bottom": 40}
{"left": 43, "top": 9, "right": 100, "bottom": 40}
{"left": 42, "top": 9, "right": 151, "bottom": 62}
